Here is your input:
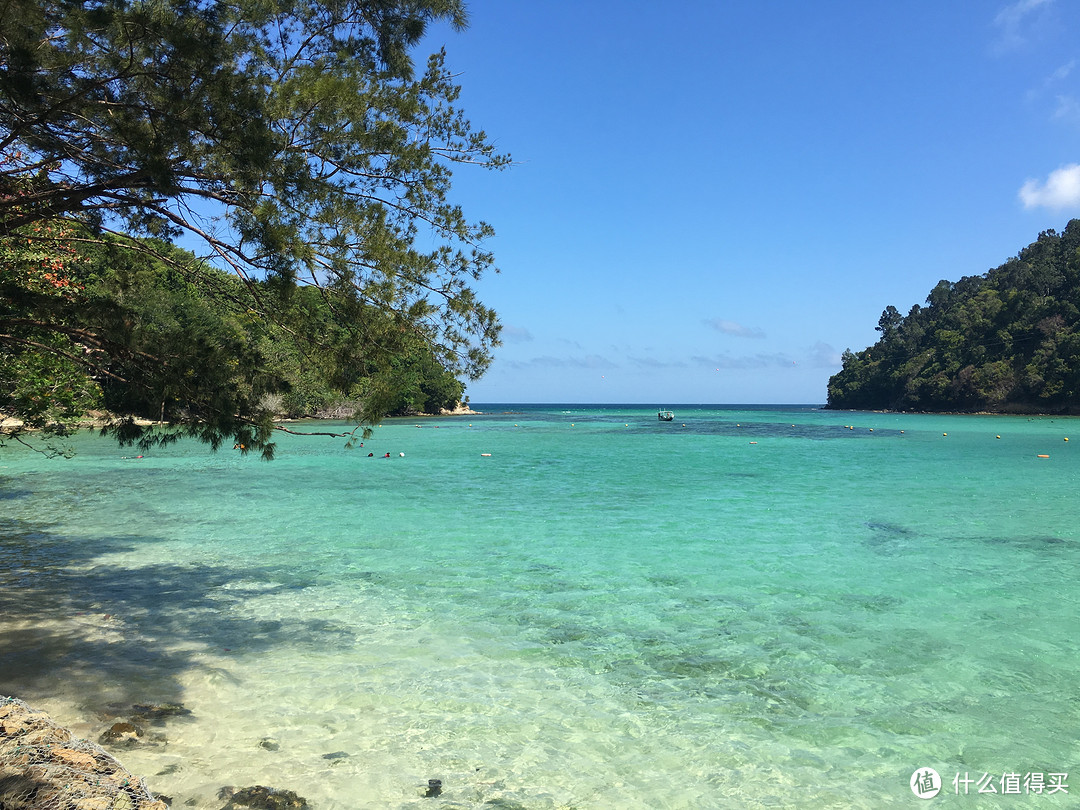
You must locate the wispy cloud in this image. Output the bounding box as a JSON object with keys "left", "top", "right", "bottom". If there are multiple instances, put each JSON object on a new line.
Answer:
{"left": 500, "top": 324, "right": 533, "bottom": 343}
{"left": 1053, "top": 94, "right": 1080, "bottom": 124}
{"left": 704, "top": 318, "right": 766, "bottom": 339}
{"left": 1019, "top": 164, "right": 1080, "bottom": 209}
{"left": 1024, "top": 60, "right": 1079, "bottom": 124}
{"left": 1027, "top": 60, "right": 1075, "bottom": 101}
{"left": 1047, "top": 59, "right": 1075, "bottom": 83}
{"left": 993, "top": 0, "right": 1054, "bottom": 52}
{"left": 809, "top": 342, "right": 843, "bottom": 368}
{"left": 691, "top": 353, "right": 792, "bottom": 370}
{"left": 505, "top": 354, "right": 614, "bottom": 370}
{"left": 628, "top": 356, "right": 688, "bottom": 369}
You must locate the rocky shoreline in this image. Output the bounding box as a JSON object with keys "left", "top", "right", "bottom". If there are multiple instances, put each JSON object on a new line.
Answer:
{"left": 0, "top": 696, "right": 167, "bottom": 810}
{"left": 0, "top": 697, "right": 316, "bottom": 810}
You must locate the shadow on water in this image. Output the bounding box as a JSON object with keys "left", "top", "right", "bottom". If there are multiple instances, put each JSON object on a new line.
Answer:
{"left": 617, "top": 420, "right": 900, "bottom": 441}
{"left": 863, "top": 519, "right": 1076, "bottom": 556}
{"left": 862, "top": 520, "right": 917, "bottom": 554}
{"left": 474, "top": 409, "right": 900, "bottom": 440}
{"left": 0, "top": 518, "right": 357, "bottom": 718}
{"left": 0, "top": 475, "right": 33, "bottom": 501}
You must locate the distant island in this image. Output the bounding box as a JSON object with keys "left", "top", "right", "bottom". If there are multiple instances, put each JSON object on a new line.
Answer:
{"left": 826, "top": 220, "right": 1080, "bottom": 414}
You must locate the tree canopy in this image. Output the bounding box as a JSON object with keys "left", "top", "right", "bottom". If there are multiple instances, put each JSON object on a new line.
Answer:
{"left": 826, "top": 220, "right": 1080, "bottom": 414}
{"left": 1, "top": 0, "right": 505, "bottom": 457}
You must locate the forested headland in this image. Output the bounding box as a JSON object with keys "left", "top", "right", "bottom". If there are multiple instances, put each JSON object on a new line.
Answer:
{"left": 1, "top": 0, "right": 504, "bottom": 458}
{"left": 4, "top": 232, "right": 469, "bottom": 425}
{"left": 827, "top": 220, "right": 1080, "bottom": 414}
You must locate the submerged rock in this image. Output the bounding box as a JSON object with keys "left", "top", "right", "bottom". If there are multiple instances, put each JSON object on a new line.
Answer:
{"left": 99, "top": 721, "right": 144, "bottom": 747}
{"left": 219, "top": 785, "right": 309, "bottom": 810}
{"left": 132, "top": 703, "right": 192, "bottom": 720}
{"left": 481, "top": 800, "right": 528, "bottom": 810}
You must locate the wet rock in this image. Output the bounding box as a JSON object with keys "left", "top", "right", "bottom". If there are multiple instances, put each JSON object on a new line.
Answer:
{"left": 219, "top": 785, "right": 309, "bottom": 810}
{"left": 98, "top": 722, "right": 144, "bottom": 747}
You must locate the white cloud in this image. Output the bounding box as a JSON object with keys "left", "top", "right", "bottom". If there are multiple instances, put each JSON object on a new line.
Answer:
{"left": 995, "top": 0, "right": 1053, "bottom": 27}
{"left": 1019, "top": 164, "right": 1080, "bottom": 209}
{"left": 705, "top": 318, "right": 766, "bottom": 339}
{"left": 993, "top": 0, "right": 1054, "bottom": 51}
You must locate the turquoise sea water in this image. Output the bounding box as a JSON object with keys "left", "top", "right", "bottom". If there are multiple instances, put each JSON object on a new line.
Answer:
{"left": 1, "top": 404, "right": 1078, "bottom": 808}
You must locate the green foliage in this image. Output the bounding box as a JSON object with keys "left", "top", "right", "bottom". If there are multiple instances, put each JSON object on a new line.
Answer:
{"left": 827, "top": 220, "right": 1080, "bottom": 413}
{"left": 1, "top": 231, "right": 472, "bottom": 456}
{"left": 371, "top": 346, "right": 465, "bottom": 416}
{"left": 1, "top": 0, "right": 502, "bottom": 456}
{"left": 0, "top": 214, "right": 101, "bottom": 453}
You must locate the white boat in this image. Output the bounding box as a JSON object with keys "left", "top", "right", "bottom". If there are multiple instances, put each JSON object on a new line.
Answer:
{"left": 658, "top": 409, "right": 674, "bottom": 421}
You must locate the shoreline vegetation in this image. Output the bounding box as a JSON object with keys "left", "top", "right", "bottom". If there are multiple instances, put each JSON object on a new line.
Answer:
{"left": 0, "top": 402, "right": 482, "bottom": 439}
{"left": 10, "top": 403, "right": 1080, "bottom": 447}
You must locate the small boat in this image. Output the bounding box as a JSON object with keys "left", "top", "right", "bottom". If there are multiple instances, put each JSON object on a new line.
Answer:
{"left": 658, "top": 409, "right": 674, "bottom": 422}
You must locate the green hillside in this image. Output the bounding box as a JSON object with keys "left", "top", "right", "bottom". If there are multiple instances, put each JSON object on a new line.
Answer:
{"left": 826, "top": 220, "right": 1080, "bottom": 413}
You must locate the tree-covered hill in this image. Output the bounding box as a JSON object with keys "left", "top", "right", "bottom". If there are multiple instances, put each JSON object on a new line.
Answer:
{"left": 1, "top": 231, "right": 467, "bottom": 456}
{"left": 826, "top": 220, "right": 1080, "bottom": 414}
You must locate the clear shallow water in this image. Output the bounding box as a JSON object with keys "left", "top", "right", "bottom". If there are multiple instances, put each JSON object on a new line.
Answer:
{"left": 1, "top": 404, "right": 1078, "bottom": 808}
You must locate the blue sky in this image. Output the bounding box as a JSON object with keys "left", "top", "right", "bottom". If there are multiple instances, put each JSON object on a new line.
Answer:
{"left": 422, "top": 1, "right": 1080, "bottom": 405}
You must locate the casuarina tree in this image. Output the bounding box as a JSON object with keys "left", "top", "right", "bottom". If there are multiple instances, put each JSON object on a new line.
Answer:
{"left": 1, "top": 0, "right": 506, "bottom": 457}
